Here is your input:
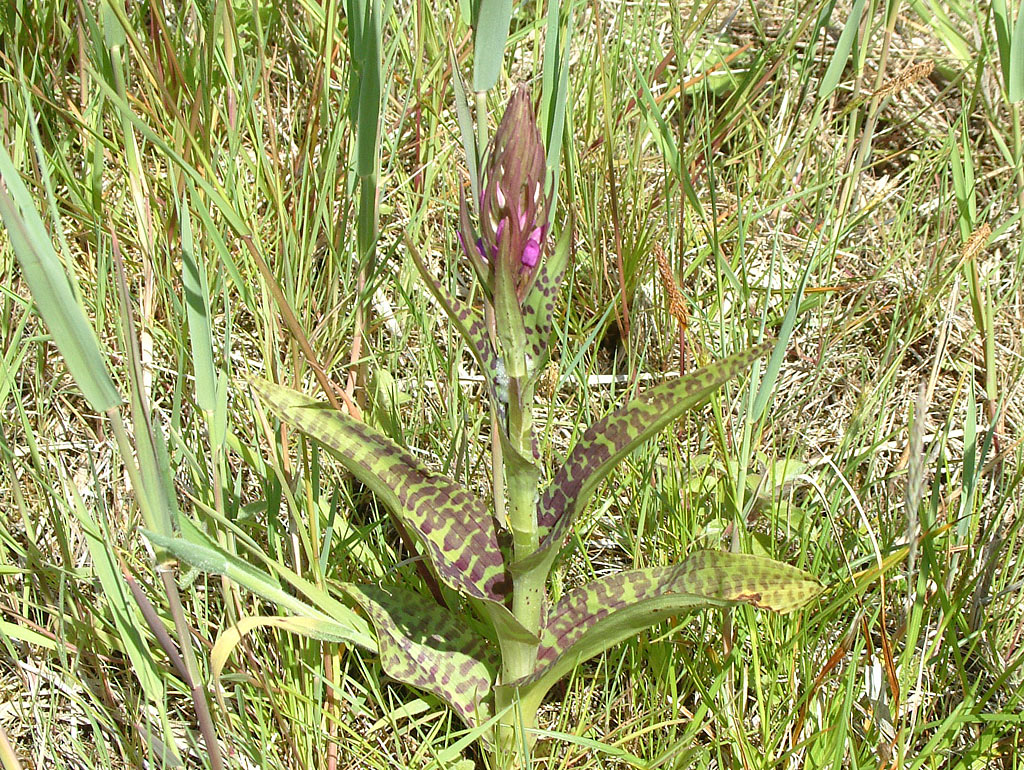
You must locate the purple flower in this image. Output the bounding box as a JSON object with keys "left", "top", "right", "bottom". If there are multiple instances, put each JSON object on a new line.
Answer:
{"left": 457, "top": 86, "right": 551, "bottom": 302}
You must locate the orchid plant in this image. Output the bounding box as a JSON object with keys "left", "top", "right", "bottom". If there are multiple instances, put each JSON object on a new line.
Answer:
{"left": 252, "top": 87, "right": 821, "bottom": 768}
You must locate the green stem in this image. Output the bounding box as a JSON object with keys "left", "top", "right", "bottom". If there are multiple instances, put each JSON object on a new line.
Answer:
{"left": 495, "top": 376, "right": 544, "bottom": 767}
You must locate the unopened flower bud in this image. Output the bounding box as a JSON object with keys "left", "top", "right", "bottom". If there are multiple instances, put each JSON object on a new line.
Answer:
{"left": 462, "top": 86, "right": 551, "bottom": 302}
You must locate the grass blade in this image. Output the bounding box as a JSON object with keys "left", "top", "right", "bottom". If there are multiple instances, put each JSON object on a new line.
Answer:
{"left": 179, "top": 198, "right": 217, "bottom": 413}
{"left": 1009, "top": 4, "right": 1024, "bottom": 102}
{"left": 818, "top": 0, "right": 867, "bottom": 99}
{"left": 473, "top": 0, "right": 513, "bottom": 92}
{"left": 0, "top": 145, "right": 120, "bottom": 412}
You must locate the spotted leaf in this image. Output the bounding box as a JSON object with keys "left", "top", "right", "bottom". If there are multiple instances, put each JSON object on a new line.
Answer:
{"left": 522, "top": 227, "right": 570, "bottom": 379}
{"left": 504, "top": 550, "right": 822, "bottom": 710}
{"left": 252, "top": 380, "right": 511, "bottom": 603}
{"left": 521, "top": 343, "right": 772, "bottom": 572}
{"left": 344, "top": 583, "right": 499, "bottom": 729}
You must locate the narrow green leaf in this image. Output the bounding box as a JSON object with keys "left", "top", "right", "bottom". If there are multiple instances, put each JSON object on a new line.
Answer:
{"left": 187, "top": 182, "right": 252, "bottom": 308}
{"left": 906, "top": 0, "right": 970, "bottom": 64}
{"left": 1009, "top": 5, "right": 1024, "bottom": 102}
{"left": 752, "top": 258, "right": 814, "bottom": 419}
{"left": 634, "top": 60, "right": 679, "bottom": 172}
{"left": 539, "top": 0, "right": 573, "bottom": 202}
{"left": 0, "top": 620, "right": 60, "bottom": 652}
{"left": 506, "top": 550, "right": 822, "bottom": 710}
{"left": 993, "top": 0, "right": 1013, "bottom": 92}
{"left": 212, "top": 615, "right": 364, "bottom": 686}
{"left": 185, "top": 499, "right": 379, "bottom": 642}
{"left": 344, "top": 583, "right": 499, "bottom": 728}
{"left": 450, "top": 46, "right": 480, "bottom": 201}
{"left": 70, "top": 488, "right": 165, "bottom": 702}
{"left": 143, "top": 522, "right": 374, "bottom": 650}
{"left": 818, "top": 0, "right": 867, "bottom": 99}
{"left": 0, "top": 145, "right": 121, "bottom": 412}
{"left": 524, "top": 343, "right": 772, "bottom": 572}
{"left": 405, "top": 236, "right": 507, "bottom": 407}
{"left": 211, "top": 371, "right": 229, "bottom": 450}
{"left": 179, "top": 199, "right": 217, "bottom": 413}
{"left": 473, "top": 0, "right": 513, "bottom": 92}
{"left": 91, "top": 76, "right": 250, "bottom": 236}
{"left": 251, "top": 380, "right": 512, "bottom": 604}
{"left": 346, "top": 0, "right": 383, "bottom": 178}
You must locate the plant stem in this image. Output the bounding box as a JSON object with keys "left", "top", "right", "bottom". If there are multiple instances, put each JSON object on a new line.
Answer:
{"left": 496, "top": 376, "right": 544, "bottom": 767}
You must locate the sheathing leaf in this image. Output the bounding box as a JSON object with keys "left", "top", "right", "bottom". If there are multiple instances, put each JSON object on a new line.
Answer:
{"left": 529, "top": 343, "right": 771, "bottom": 564}
{"left": 252, "top": 380, "right": 511, "bottom": 603}
{"left": 344, "top": 583, "right": 498, "bottom": 727}
{"left": 509, "top": 550, "right": 821, "bottom": 701}
{"left": 522, "top": 228, "right": 570, "bottom": 376}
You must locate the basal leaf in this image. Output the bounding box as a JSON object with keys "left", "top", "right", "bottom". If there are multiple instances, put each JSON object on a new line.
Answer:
{"left": 523, "top": 343, "right": 771, "bottom": 572}
{"left": 251, "top": 379, "right": 511, "bottom": 604}
{"left": 344, "top": 583, "right": 499, "bottom": 729}
{"left": 505, "top": 550, "right": 822, "bottom": 711}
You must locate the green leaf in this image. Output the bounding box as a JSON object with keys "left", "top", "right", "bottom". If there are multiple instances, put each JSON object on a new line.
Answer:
{"left": 179, "top": 198, "right": 217, "bottom": 413}
{"left": 405, "top": 237, "right": 507, "bottom": 407}
{"left": 251, "top": 380, "right": 511, "bottom": 604}
{"left": 993, "top": 0, "right": 1014, "bottom": 92}
{"left": 143, "top": 521, "right": 374, "bottom": 651}
{"left": 0, "top": 144, "right": 121, "bottom": 412}
{"left": 505, "top": 550, "right": 822, "bottom": 710}
{"left": 212, "top": 615, "right": 364, "bottom": 686}
{"left": 449, "top": 46, "right": 480, "bottom": 201}
{"left": 522, "top": 226, "right": 571, "bottom": 379}
{"left": 70, "top": 488, "right": 165, "bottom": 702}
{"left": 752, "top": 261, "right": 814, "bottom": 420}
{"left": 906, "top": 0, "right": 970, "bottom": 64}
{"left": 343, "top": 583, "right": 499, "bottom": 729}
{"left": 91, "top": 78, "right": 250, "bottom": 236}
{"left": 0, "top": 620, "right": 59, "bottom": 652}
{"left": 346, "top": 0, "right": 383, "bottom": 178}
{"left": 539, "top": 0, "right": 574, "bottom": 203}
{"left": 523, "top": 343, "right": 772, "bottom": 572}
{"left": 818, "top": 0, "right": 867, "bottom": 99}
{"left": 1009, "top": 4, "right": 1024, "bottom": 102}
{"left": 473, "top": 0, "right": 513, "bottom": 92}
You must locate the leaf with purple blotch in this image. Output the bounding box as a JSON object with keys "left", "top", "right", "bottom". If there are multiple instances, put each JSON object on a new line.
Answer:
{"left": 503, "top": 550, "right": 822, "bottom": 711}
{"left": 251, "top": 379, "right": 512, "bottom": 605}
{"left": 522, "top": 227, "right": 570, "bottom": 379}
{"left": 518, "top": 342, "right": 772, "bottom": 574}
{"left": 343, "top": 583, "right": 499, "bottom": 729}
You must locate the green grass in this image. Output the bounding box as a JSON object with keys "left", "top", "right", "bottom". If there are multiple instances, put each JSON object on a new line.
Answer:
{"left": 1, "top": 0, "right": 1023, "bottom": 768}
